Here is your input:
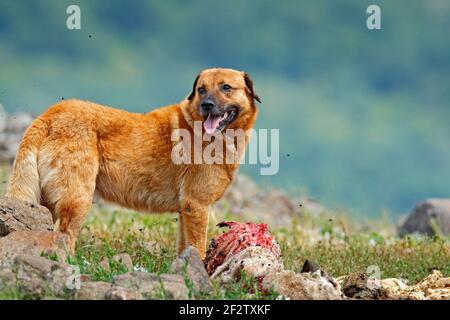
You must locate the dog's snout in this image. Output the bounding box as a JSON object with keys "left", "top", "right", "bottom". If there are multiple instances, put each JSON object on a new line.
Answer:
{"left": 201, "top": 100, "right": 215, "bottom": 113}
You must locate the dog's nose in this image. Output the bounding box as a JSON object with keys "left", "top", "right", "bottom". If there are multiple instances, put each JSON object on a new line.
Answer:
{"left": 201, "top": 101, "right": 215, "bottom": 113}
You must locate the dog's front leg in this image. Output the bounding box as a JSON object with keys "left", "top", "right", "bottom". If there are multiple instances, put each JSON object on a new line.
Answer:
{"left": 178, "top": 205, "right": 209, "bottom": 259}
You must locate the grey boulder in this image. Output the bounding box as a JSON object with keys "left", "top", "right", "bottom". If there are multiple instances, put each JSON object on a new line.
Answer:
{"left": 399, "top": 199, "right": 450, "bottom": 236}
{"left": 170, "top": 246, "right": 213, "bottom": 294}
{"left": 113, "top": 271, "right": 189, "bottom": 300}
{"left": 0, "top": 197, "right": 54, "bottom": 236}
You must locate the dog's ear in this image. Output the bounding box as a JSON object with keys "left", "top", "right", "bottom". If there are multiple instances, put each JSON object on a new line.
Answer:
{"left": 187, "top": 74, "right": 200, "bottom": 101}
{"left": 243, "top": 72, "right": 261, "bottom": 103}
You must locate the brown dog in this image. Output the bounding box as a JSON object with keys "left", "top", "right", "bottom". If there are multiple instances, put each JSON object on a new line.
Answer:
{"left": 6, "top": 68, "right": 260, "bottom": 258}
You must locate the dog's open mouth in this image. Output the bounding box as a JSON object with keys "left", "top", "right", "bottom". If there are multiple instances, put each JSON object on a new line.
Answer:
{"left": 203, "top": 107, "right": 238, "bottom": 134}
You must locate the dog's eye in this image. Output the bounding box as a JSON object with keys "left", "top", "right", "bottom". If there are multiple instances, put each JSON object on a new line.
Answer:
{"left": 222, "top": 84, "right": 232, "bottom": 91}
{"left": 198, "top": 87, "right": 206, "bottom": 94}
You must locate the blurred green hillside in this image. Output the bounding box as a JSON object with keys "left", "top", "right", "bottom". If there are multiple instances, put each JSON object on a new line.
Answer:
{"left": 0, "top": 0, "right": 449, "bottom": 217}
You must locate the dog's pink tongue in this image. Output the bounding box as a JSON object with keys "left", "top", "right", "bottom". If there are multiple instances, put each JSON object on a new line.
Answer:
{"left": 204, "top": 114, "right": 221, "bottom": 134}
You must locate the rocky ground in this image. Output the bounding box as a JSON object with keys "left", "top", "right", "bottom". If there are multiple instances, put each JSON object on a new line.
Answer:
{"left": 0, "top": 195, "right": 449, "bottom": 300}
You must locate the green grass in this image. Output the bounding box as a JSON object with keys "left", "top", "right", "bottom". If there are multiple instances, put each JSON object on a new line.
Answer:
{"left": 278, "top": 229, "right": 450, "bottom": 284}
{"left": 0, "top": 287, "right": 26, "bottom": 300}
{"left": 67, "top": 206, "right": 449, "bottom": 298}
{"left": 0, "top": 165, "right": 449, "bottom": 299}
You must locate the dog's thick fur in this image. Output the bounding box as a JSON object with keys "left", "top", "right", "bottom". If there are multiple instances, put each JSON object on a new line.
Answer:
{"left": 6, "top": 68, "right": 259, "bottom": 258}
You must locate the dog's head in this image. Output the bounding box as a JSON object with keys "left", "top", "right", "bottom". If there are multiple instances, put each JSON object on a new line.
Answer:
{"left": 184, "top": 68, "right": 261, "bottom": 134}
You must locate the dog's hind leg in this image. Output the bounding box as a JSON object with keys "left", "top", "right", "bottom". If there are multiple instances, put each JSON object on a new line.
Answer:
{"left": 39, "top": 139, "right": 99, "bottom": 252}
{"left": 56, "top": 191, "right": 95, "bottom": 252}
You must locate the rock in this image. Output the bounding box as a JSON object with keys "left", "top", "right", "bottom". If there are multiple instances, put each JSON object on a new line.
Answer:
{"left": 0, "top": 197, "right": 54, "bottom": 236}
{"left": 375, "top": 271, "right": 450, "bottom": 300}
{"left": 213, "top": 174, "right": 325, "bottom": 228}
{"left": 379, "top": 278, "right": 409, "bottom": 299}
{"left": 341, "top": 273, "right": 388, "bottom": 299}
{"left": 216, "top": 175, "right": 298, "bottom": 228}
{"left": 12, "top": 254, "right": 75, "bottom": 298}
{"left": 158, "top": 274, "right": 191, "bottom": 300}
{"left": 113, "top": 272, "right": 189, "bottom": 300}
{"left": 5, "top": 113, "right": 33, "bottom": 134}
{"left": 0, "top": 230, "right": 69, "bottom": 268}
{"left": 263, "top": 270, "right": 344, "bottom": 300}
{"left": 99, "top": 253, "right": 133, "bottom": 273}
{"left": 74, "top": 281, "right": 113, "bottom": 300}
{"left": 106, "top": 285, "right": 143, "bottom": 300}
{"left": 0, "top": 112, "right": 33, "bottom": 163}
{"left": 399, "top": 199, "right": 450, "bottom": 236}
{"left": 301, "top": 260, "right": 321, "bottom": 273}
{"left": 68, "top": 273, "right": 143, "bottom": 300}
{"left": 222, "top": 174, "right": 260, "bottom": 205}
{"left": 170, "top": 246, "right": 213, "bottom": 294}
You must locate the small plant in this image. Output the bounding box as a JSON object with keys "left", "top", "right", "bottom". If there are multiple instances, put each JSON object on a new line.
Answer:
{"left": 40, "top": 250, "right": 59, "bottom": 262}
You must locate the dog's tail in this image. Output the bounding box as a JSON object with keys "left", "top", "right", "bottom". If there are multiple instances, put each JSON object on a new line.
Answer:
{"left": 6, "top": 118, "right": 48, "bottom": 204}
